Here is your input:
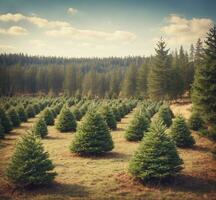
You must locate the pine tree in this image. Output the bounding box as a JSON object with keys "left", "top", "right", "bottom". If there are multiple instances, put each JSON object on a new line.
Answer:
{"left": 7, "top": 107, "right": 21, "bottom": 127}
{"left": 0, "top": 107, "right": 12, "bottom": 133}
{"left": 192, "top": 26, "right": 216, "bottom": 125}
{"left": 70, "top": 109, "right": 114, "bottom": 155}
{"left": 169, "top": 115, "right": 195, "bottom": 148}
{"left": 71, "top": 106, "right": 82, "bottom": 121}
{"left": 56, "top": 107, "right": 77, "bottom": 132}
{"left": 16, "top": 104, "right": 28, "bottom": 122}
{"left": 42, "top": 108, "right": 54, "bottom": 126}
{"left": 0, "top": 120, "right": 5, "bottom": 139}
{"left": 26, "top": 104, "right": 36, "bottom": 118}
{"left": 157, "top": 105, "right": 172, "bottom": 127}
{"left": 32, "top": 117, "right": 48, "bottom": 138}
{"left": 188, "top": 112, "right": 204, "bottom": 131}
{"left": 7, "top": 132, "right": 56, "bottom": 187}
{"left": 148, "top": 39, "right": 173, "bottom": 100}
{"left": 100, "top": 106, "right": 117, "bottom": 130}
{"left": 129, "top": 119, "right": 183, "bottom": 181}
{"left": 125, "top": 112, "right": 149, "bottom": 141}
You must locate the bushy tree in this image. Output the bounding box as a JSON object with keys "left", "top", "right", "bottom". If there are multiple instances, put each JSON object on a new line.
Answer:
{"left": 0, "top": 107, "right": 12, "bottom": 133}
{"left": 7, "top": 107, "right": 21, "bottom": 127}
{"left": 170, "top": 115, "right": 195, "bottom": 148}
{"left": 70, "top": 109, "right": 114, "bottom": 155}
{"left": 71, "top": 106, "right": 82, "bottom": 121}
{"left": 26, "top": 104, "right": 36, "bottom": 118}
{"left": 100, "top": 106, "right": 117, "bottom": 130}
{"left": 7, "top": 132, "right": 56, "bottom": 187}
{"left": 32, "top": 117, "right": 48, "bottom": 138}
{"left": 192, "top": 26, "right": 216, "bottom": 125}
{"left": 188, "top": 112, "right": 204, "bottom": 131}
{"left": 157, "top": 105, "right": 172, "bottom": 127}
{"left": 56, "top": 107, "right": 77, "bottom": 132}
{"left": 129, "top": 119, "right": 183, "bottom": 181}
{"left": 125, "top": 113, "right": 149, "bottom": 141}
{"left": 16, "top": 104, "right": 27, "bottom": 122}
{"left": 42, "top": 108, "right": 54, "bottom": 126}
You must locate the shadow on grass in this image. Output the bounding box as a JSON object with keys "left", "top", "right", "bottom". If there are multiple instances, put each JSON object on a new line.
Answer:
{"left": 113, "top": 127, "right": 125, "bottom": 132}
{"left": 44, "top": 136, "right": 64, "bottom": 140}
{"left": 192, "top": 145, "right": 211, "bottom": 153}
{"left": 143, "top": 174, "right": 216, "bottom": 194}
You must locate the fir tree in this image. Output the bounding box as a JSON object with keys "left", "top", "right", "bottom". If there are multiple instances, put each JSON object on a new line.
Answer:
{"left": 0, "top": 107, "right": 12, "bottom": 133}
{"left": 56, "top": 107, "right": 77, "bottom": 132}
{"left": 16, "top": 104, "right": 28, "bottom": 122}
{"left": 192, "top": 26, "right": 216, "bottom": 124}
{"left": 148, "top": 39, "right": 173, "bottom": 100}
{"left": 26, "top": 104, "right": 36, "bottom": 118}
{"left": 125, "top": 112, "right": 149, "bottom": 141}
{"left": 157, "top": 105, "right": 173, "bottom": 127}
{"left": 71, "top": 106, "right": 82, "bottom": 121}
{"left": 7, "top": 107, "right": 21, "bottom": 127}
{"left": 129, "top": 119, "right": 183, "bottom": 181}
{"left": 70, "top": 109, "right": 114, "bottom": 155}
{"left": 170, "top": 115, "right": 195, "bottom": 148}
{"left": 42, "top": 108, "right": 54, "bottom": 126}
{"left": 32, "top": 117, "right": 48, "bottom": 138}
{"left": 7, "top": 132, "right": 56, "bottom": 187}
{"left": 100, "top": 106, "right": 117, "bottom": 130}
{"left": 188, "top": 112, "right": 204, "bottom": 131}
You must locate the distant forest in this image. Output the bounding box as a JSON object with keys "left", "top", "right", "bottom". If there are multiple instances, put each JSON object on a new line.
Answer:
{"left": 0, "top": 39, "right": 203, "bottom": 99}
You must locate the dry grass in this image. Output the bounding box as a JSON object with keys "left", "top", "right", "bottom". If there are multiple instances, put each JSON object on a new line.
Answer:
{"left": 0, "top": 104, "right": 216, "bottom": 200}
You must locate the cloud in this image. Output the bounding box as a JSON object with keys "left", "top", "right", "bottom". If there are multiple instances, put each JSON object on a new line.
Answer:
{"left": 160, "top": 14, "right": 214, "bottom": 45}
{"left": 0, "top": 26, "right": 28, "bottom": 36}
{"left": 46, "top": 27, "right": 136, "bottom": 41}
{"left": 68, "top": 7, "right": 78, "bottom": 15}
{"left": 30, "top": 40, "right": 46, "bottom": 48}
{"left": 0, "top": 44, "right": 15, "bottom": 50}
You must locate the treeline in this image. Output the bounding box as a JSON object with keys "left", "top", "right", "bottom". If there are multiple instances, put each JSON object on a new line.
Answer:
{"left": 0, "top": 39, "right": 203, "bottom": 99}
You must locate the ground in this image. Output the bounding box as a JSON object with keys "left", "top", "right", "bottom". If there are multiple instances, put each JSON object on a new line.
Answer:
{"left": 0, "top": 103, "right": 216, "bottom": 200}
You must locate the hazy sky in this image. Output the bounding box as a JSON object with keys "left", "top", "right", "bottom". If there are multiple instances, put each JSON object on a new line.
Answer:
{"left": 0, "top": 0, "right": 215, "bottom": 57}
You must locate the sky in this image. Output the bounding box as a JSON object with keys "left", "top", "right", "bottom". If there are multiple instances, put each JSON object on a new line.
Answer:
{"left": 0, "top": 0, "right": 215, "bottom": 57}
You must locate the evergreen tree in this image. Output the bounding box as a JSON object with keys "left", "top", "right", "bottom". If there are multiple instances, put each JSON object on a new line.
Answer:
{"left": 16, "top": 104, "right": 28, "bottom": 122}
{"left": 7, "top": 107, "right": 21, "bottom": 127}
{"left": 170, "top": 115, "right": 195, "bottom": 148}
{"left": 56, "top": 107, "right": 77, "bottom": 132}
{"left": 157, "top": 105, "right": 173, "bottom": 127}
{"left": 7, "top": 132, "right": 56, "bottom": 187}
{"left": 70, "top": 109, "right": 114, "bottom": 155}
{"left": 0, "top": 120, "right": 5, "bottom": 139}
{"left": 42, "top": 108, "right": 54, "bottom": 126}
{"left": 100, "top": 106, "right": 117, "bottom": 130}
{"left": 125, "top": 112, "right": 149, "bottom": 141}
{"left": 192, "top": 26, "right": 216, "bottom": 124}
{"left": 71, "top": 106, "right": 82, "bottom": 121}
{"left": 122, "top": 65, "right": 138, "bottom": 97}
{"left": 26, "top": 104, "right": 36, "bottom": 118}
{"left": 0, "top": 107, "right": 12, "bottom": 133}
{"left": 188, "top": 112, "right": 204, "bottom": 131}
{"left": 129, "top": 119, "right": 183, "bottom": 181}
{"left": 32, "top": 117, "right": 48, "bottom": 138}
{"left": 148, "top": 39, "right": 173, "bottom": 100}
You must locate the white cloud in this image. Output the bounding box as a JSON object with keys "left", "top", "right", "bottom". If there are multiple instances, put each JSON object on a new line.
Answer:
{"left": 160, "top": 14, "right": 214, "bottom": 45}
{"left": 0, "top": 44, "right": 15, "bottom": 50}
{"left": 0, "top": 13, "right": 25, "bottom": 22}
{"left": 0, "top": 26, "right": 28, "bottom": 36}
{"left": 46, "top": 27, "right": 136, "bottom": 42}
{"left": 68, "top": 7, "right": 78, "bottom": 15}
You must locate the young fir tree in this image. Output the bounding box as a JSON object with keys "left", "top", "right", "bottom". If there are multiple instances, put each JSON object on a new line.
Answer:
{"left": 125, "top": 112, "right": 149, "bottom": 141}
{"left": 192, "top": 26, "right": 216, "bottom": 125}
{"left": 188, "top": 112, "right": 204, "bottom": 131}
{"left": 0, "top": 107, "right": 12, "bottom": 133}
{"left": 100, "top": 106, "right": 117, "bottom": 130}
{"left": 26, "top": 104, "right": 36, "bottom": 118}
{"left": 32, "top": 117, "right": 48, "bottom": 138}
{"left": 16, "top": 104, "right": 28, "bottom": 122}
{"left": 0, "top": 120, "right": 5, "bottom": 139}
{"left": 42, "top": 108, "right": 54, "bottom": 126}
{"left": 129, "top": 119, "right": 183, "bottom": 181}
{"left": 7, "top": 107, "right": 21, "bottom": 127}
{"left": 71, "top": 106, "right": 82, "bottom": 121}
{"left": 56, "top": 107, "right": 77, "bottom": 132}
{"left": 7, "top": 132, "right": 56, "bottom": 187}
{"left": 70, "top": 109, "right": 114, "bottom": 155}
{"left": 170, "top": 115, "right": 195, "bottom": 148}
{"left": 157, "top": 105, "right": 173, "bottom": 127}
{"left": 148, "top": 39, "right": 173, "bottom": 100}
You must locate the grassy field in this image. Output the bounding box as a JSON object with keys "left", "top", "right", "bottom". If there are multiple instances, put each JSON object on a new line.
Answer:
{"left": 0, "top": 103, "right": 216, "bottom": 200}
